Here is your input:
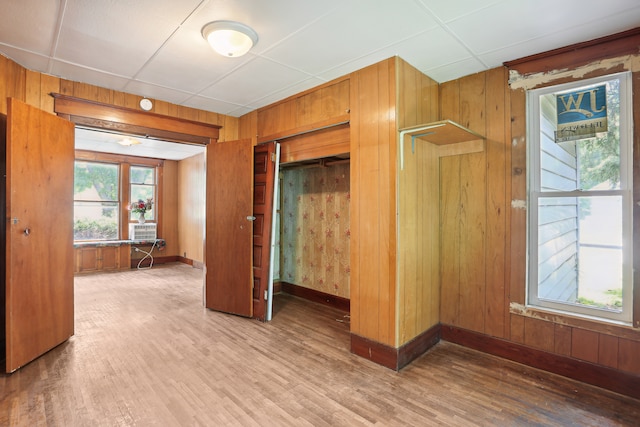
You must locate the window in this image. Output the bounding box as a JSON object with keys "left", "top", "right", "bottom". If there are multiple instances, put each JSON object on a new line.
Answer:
{"left": 527, "top": 72, "right": 633, "bottom": 323}
{"left": 74, "top": 161, "right": 120, "bottom": 241}
{"left": 130, "top": 166, "right": 156, "bottom": 221}
{"left": 74, "top": 151, "right": 163, "bottom": 241}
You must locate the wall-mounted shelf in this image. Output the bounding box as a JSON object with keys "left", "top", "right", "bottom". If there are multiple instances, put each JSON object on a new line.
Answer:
{"left": 400, "top": 120, "right": 484, "bottom": 145}
{"left": 399, "top": 120, "right": 485, "bottom": 169}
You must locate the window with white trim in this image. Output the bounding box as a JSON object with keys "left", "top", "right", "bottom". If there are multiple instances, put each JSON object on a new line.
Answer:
{"left": 527, "top": 72, "right": 633, "bottom": 323}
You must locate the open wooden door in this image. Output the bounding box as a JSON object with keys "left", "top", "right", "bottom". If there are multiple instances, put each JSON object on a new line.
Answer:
{"left": 252, "top": 142, "right": 279, "bottom": 321}
{"left": 205, "top": 139, "right": 253, "bottom": 317}
{"left": 3, "top": 98, "right": 75, "bottom": 373}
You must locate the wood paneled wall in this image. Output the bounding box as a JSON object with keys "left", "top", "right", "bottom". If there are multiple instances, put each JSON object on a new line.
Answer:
{"left": 504, "top": 44, "right": 640, "bottom": 376}
{"left": 178, "top": 153, "right": 206, "bottom": 263}
{"left": 0, "top": 54, "right": 239, "bottom": 260}
{"left": 349, "top": 58, "right": 397, "bottom": 347}
{"left": 396, "top": 59, "right": 441, "bottom": 345}
{"left": 439, "top": 67, "right": 510, "bottom": 338}
{"left": 160, "top": 160, "right": 179, "bottom": 258}
{"left": 256, "top": 77, "right": 350, "bottom": 140}
{"left": 440, "top": 39, "right": 640, "bottom": 377}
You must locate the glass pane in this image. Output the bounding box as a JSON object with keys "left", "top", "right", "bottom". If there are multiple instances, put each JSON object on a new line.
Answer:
{"left": 577, "top": 195, "right": 623, "bottom": 310}
{"left": 74, "top": 201, "right": 119, "bottom": 240}
{"left": 130, "top": 184, "right": 154, "bottom": 220}
{"left": 130, "top": 166, "right": 154, "bottom": 184}
{"left": 537, "top": 196, "right": 622, "bottom": 312}
{"left": 539, "top": 78, "right": 621, "bottom": 192}
{"left": 74, "top": 161, "right": 118, "bottom": 201}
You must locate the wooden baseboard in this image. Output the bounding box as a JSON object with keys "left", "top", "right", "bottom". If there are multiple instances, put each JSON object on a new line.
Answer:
{"left": 273, "top": 281, "right": 282, "bottom": 294}
{"left": 441, "top": 324, "right": 640, "bottom": 400}
{"left": 176, "top": 256, "right": 203, "bottom": 269}
{"left": 130, "top": 255, "right": 179, "bottom": 269}
{"left": 281, "top": 282, "right": 349, "bottom": 312}
{"left": 351, "top": 324, "right": 441, "bottom": 371}
{"left": 177, "top": 256, "right": 193, "bottom": 266}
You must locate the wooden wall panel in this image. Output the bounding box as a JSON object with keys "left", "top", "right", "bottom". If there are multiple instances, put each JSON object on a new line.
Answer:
{"left": 257, "top": 99, "right": 297, "bottom": 138}
{"left": 238, "top": 110, "right": 258, "bottom": 144}
{"left": 257, "top": 77, "right": 349, "bottom": 140}
{"left": 510, "top": 314, "right": 525, "bottom": 343}
{"left": 178, "top": 153, "right": 206, "bottom": 263}
{"left": 508, "top": 87, "right": 527, "bottom": 307}
{"left": 296, "top": 78, "right": 349, "bottom": 127}
{"left": 279, "top": 125, "right": 349, "bottom": 164}
{"left": 349, "top": 59, "right": 396, "bottom": 346}
{"left": 571, "top": 329, "right": 599, "bottom": 363}
{"left": 161, "top": 160, "right": 179, "bottom": 258}
{"left": 554, "top": 323, "right": 572, "bottom": 356}
{"left": 398, "top": 125, "right": 418, "bottom": 343}
{"left": 523, "top": 317, "right": 554, "bottom": 352}
{"left": 396, "top": 58, "right": 440, "bottom": 345}
{"left": 0, "top": 55, "right": 26, "bottom": 114}
{"left": 598, "top": 334, "right": 619, "bottom": 369}
{"left": 484, "top": 67, "right": 509, "bottom": 339}
{"left": 457, "top": 73, "right": 487, "bottom": 333}
{"left": 618, "top": 338, "right": 640, "bottom": 374}
{"left": 439, "top": 80, "right": 461, "bottom": 326}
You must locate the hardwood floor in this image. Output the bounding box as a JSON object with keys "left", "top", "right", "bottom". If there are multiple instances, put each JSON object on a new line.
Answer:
{"left": 1, "top": 263, "right": 638, "bottom": 426}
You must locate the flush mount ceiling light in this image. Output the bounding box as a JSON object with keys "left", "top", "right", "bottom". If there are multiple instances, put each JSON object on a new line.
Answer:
{"left": 117, "top": 137, "right": 141, "bottom": 147}
{"left": 202, "top": 20, "right": 258, "bottom": 57}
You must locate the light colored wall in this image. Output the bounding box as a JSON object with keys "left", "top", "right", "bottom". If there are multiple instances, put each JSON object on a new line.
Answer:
{"left": 178, "top": 153, "right": 206, "bottom": 263}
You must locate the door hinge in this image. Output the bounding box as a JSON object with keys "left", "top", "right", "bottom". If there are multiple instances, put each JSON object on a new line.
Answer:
{"left": 270, "top": 152, "right": 276, "bottom": 162}
{"left": 264, "top": 290, "right": 268, "bottom": 300}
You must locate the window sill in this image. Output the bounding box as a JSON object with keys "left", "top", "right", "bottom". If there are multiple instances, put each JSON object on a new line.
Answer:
{"left": 74, "top": 239, "right": 164, "bottom": 248}
{"left": 509, "top": 302, "right": 639, "bottom": 339}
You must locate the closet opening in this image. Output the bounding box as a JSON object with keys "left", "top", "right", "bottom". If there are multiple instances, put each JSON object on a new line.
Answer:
{"left": 271, "top": 154, "right": 351, "bottom": 328}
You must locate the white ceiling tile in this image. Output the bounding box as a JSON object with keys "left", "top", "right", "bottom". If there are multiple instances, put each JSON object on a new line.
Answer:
{"left": 447, "top": 0, "right": 640, "bottom": 55}
{"left": 199, "top": 57, "right": 312, "bottom": 106}
{"left": 246, "top": 77, "right": 327, "bottom": 110}
{"left": 0, "top": 0, "right": 61, "bottom": 54}
{"left": 263, "top": 1, "right": 438, "bottom": 75}
{"left": 49, "top": 60, "right": 132, "bottom": 90}
{"left": 417, "top": 0, "right": 507, "bottom": 22}
{"left": 182, "top": 95, "right": 247, "bottom": 116}
{"left": 224, "top": 105, "right": 257, "bottom": 118}
{"left": 0, "top": 47, "right": 51, "bottom": 74}
{"left": 423, "top": 57, "right": 489, "bottom": 83}
{"left": 479, "top": 7, "right": 640, "bottom": 68}
{"left": 122, "top": 80, "right": 192, "bottom": 105}
{"left": 134, "top": 25, "right": 246, "bottom": 94}
{"left": 55, "top": 0, "right": 201, "bottom": 75}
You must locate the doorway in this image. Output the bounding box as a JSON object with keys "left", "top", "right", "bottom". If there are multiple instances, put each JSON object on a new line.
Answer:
{"left": 273, "top": 157, "right": 351, "bottom": 320}
{"left": 73, "top": 127, "right": 207, "bottom": 272}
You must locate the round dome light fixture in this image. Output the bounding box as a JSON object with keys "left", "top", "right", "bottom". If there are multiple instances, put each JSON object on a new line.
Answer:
{"left": 202, "top": 20, "right": 258, "bottom": 57}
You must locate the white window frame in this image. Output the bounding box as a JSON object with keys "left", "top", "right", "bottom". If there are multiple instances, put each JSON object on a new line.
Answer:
{"left": 526, "top": 71, "right": 633, "bottom": 324}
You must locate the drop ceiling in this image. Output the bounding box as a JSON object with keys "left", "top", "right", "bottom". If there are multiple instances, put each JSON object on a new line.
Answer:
{"left": 2, "top": 1, "right": 640, "bottom": 159}
{"left": 74, "top": 127, "right": 205, "bottom": 161}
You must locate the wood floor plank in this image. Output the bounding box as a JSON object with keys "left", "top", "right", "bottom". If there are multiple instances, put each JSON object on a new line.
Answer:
{"left": 1, "top": 263, "right": 638, "bottom": 426}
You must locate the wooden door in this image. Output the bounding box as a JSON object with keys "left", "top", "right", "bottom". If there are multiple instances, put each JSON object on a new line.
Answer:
{"left": 205, "top": 139, "right": 253, "bottom": 317}
{"left": 4, "top": 98, "right": 75, "bottom": 373}
{"left": 252, "top": 142, "right": 278, "bottom": 321}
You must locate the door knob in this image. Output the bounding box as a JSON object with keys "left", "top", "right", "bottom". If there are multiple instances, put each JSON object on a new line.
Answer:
{"left": 23, "top": 228, "right": 31, "bottom": 236}
{"left": 246, "top": 216, "right": 256, "bottom": 221}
